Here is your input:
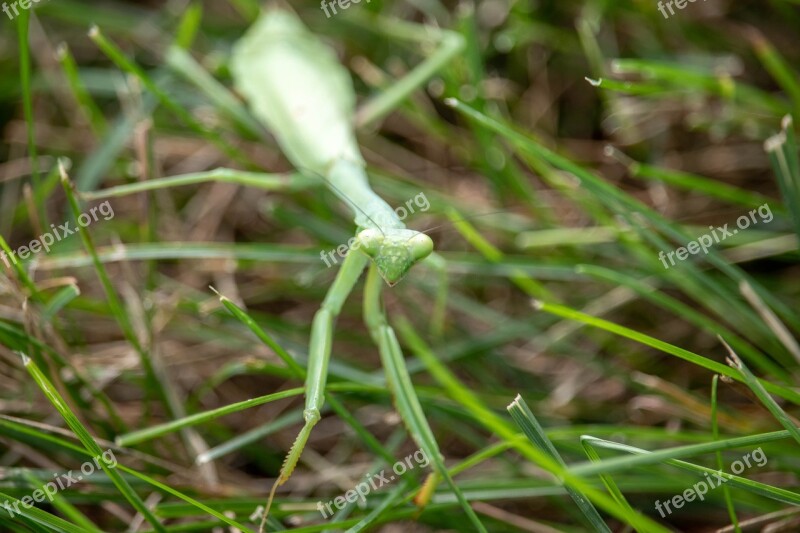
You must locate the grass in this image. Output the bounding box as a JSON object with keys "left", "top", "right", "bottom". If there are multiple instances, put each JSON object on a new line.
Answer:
{"left": 1, "top": 0, "right": 800, "bottom": 531}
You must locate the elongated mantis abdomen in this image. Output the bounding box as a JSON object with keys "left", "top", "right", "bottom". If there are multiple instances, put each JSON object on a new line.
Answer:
{"left": 231, "top": 11, "right": 433, "bottom": 285}
{"left": 232, "top": 11, "right": 362, "bottom": 175}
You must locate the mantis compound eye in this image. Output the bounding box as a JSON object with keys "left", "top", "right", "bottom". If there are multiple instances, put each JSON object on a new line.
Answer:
{"left": 408, "top": 233, "right": 433, "bottom": 261}
{"left": 356, "top": 228, "right": 384, "bottom": 258}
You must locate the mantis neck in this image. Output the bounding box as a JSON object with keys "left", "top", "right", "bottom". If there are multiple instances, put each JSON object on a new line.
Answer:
{"left": 326, "top": 158, "right": 405, "bottom": 233}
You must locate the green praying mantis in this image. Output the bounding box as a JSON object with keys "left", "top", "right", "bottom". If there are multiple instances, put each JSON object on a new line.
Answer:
{"left": 84, "top": 7, "right": 486, "bottom": 531}
{"left": 229, "top": 10, "right": 486, "bottom": 531}
{"left": 232, "top": 11, "right": 436, "bottom": 286}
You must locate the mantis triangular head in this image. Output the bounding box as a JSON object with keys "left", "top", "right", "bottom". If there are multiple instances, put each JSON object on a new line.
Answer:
{"left": 356, "top": 228, "right": 433, "bottom": 286}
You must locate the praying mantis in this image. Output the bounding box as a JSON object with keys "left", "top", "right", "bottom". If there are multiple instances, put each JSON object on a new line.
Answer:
{"left": 229, "top": 10, "right": 486, "bottom": 531}
{"left": 85, "top": 7, "right": 486, "bottom": 531}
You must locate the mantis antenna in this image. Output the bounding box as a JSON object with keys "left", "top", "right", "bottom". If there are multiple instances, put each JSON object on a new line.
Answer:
{"left": 293, "top": 165, "right": 387, "bottom": 239}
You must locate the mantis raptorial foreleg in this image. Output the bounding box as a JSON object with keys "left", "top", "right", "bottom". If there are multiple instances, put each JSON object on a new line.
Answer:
{"left": 260, "top": 249, "right": 369, "bottom": 529}
{"left": 363, "top": 264, "right": 485, "bottom": 531}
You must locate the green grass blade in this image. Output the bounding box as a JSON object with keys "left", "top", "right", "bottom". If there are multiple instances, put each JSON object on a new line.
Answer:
{"left": 508, "top": 395, "right": 611, "bottom": 532}
{"left": 60, "top": 161, "right": 143, "bottom": 353}
{"left": 576, "top": 265, "right": 784, "bottom": 380}
{"left": 42, "top": 284, "right": 81, "bottom": 322}
{"left": 571, "top": 429, "right": 796, "bottom": 477}
{"left": 196, "top": 410, "right": 304, "bottom": 464}
{"left": 87, "top": 25, "right": 251, "bottom": 166}
{"left": 0, "top": 490, "right": 88, "bottom": 533}
{"left": 0, "top": 232, "right": 41, "bottom": 300}
{"left": 748, "top": 30, "right": 800, "bottom": 119}
{"left": 22, "top": 354, "right": 167, "bottom": 533}
{"left": 395, "top": 316, "right": 668, "bottom": 532}
{"left": 445, "top": 97, "right": 800, "bottom": 338}
{"left": 165, "top": 45, "right": 263, "bottom": 137}
{"left": 215, "top": 292, "right": 306, "bottom": 378}
{"left": 625, "top": 159, "right": 777, "bottom": 212}
{"left": 116, "top": 388, "right": 305, "bottom": 447}
{"left": 579, "top": 437, "right": 638, "bottom": 521}
{"left": 0, "top": 417, "right": 254, "bottom": 532}
{"left": 355, "top": 17, "right": 465, "bottom": 127}
{"left": 55, "top": 42, "right": 107, "bottom": 136}
{"left": 720, "top": 337, "right": 800, "bottom": 448}
{"left": 766, "top": 116, "right": 800, "bottom": 240}
{"left": 16, "top": 8, "right": 42, "bottom": 224}
{"left": 534, "top": 300, "right": 800, "bottom": 405}
{"left": 446, "top": 207, "right": 554, "bottom": 300}
{"left": 173, "top": 1, "right": 203, "bottom": 49}
{"left": 610, "top": 58, "right": 789, "bottom": 116}
{"left": 117, "top": 383, "right": 378, "bottom": 448}
{"left": 20, "top": 471, "right": 103, "bottom": 533}
{"left": 712, "top": 375, "right": 740, "bottom": 532}
{"left": 74, "top": 97, "right": 157, "bottom": 191}
{"left": 580, "top": 436, "right": 800, "bottom": 507}
{"left": 80, "top": 168, "right": 317, "bottom": 199}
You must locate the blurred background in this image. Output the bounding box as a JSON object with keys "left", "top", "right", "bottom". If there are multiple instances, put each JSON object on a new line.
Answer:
{"left": 1, "top": 0, "right": 800, "bottom": 531}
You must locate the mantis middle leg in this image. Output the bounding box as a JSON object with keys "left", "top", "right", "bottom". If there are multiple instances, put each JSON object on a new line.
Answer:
{"left": 355, "top": 16, "right": 466, "bottom": 128}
